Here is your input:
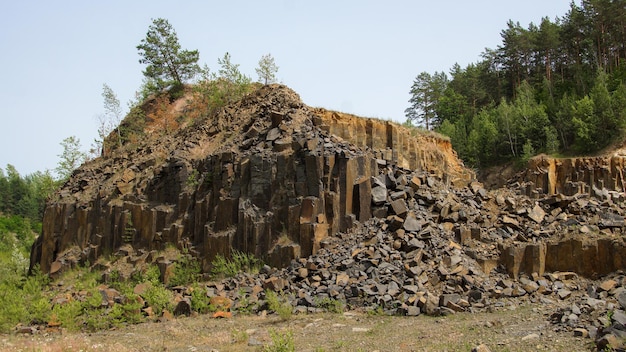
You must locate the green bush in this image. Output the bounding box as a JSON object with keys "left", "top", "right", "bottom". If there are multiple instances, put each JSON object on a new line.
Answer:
{"left": 168, "top": 255, "right": 202, "bottom": 287}
{"left": 110, "top": 294, "right": 144, "bottom": 326}
{"left": 314, "top": 297, "right": 344, "bottom": 313}
{"left": 190, "top": 283, "right": 214, "bottom": 314}
{"left": 210, "top": 250, "right": 262, "bottom": 279}
{"left": 52, "top": 300, "right": 83, "bottom": 331}
{"left": 143, "top": 284, "right": 173, "bottom": 316}
{"left": 263, "top": 329, "right": 295, "bottom": 352}
{"left": 0, "top": 249, "right": 50, "bottom": 332}
{"left": 265, "top": 290, "right": 292, "bottom": 320}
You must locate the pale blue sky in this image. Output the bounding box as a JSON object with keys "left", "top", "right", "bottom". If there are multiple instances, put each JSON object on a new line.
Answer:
{"left": 0, "top": 1, "right": 573, "bottom": 175}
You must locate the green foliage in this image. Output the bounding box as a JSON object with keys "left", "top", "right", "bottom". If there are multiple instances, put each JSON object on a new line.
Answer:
{"left": 0, "top": 165, "right": 56, "bottom": 227}
{"left": 185, "top": 169, "right": 199, "bottom": 189}
{"left": 136, "top": 18, "right": 200, "bottom": 91}
{"left": 55, "top": 136, "right": 87, "bottom": 181}
{"left": 128, "top": 264, "right": 161, "bottom": 287}
{"left": 235, "top": 290, "right": 256, "bottom": 315}
{"left": 143, "top": 284, "right": 173, "bottom": 316}
{"left": 263, "top": 329, "right": 295, "bottom": 352}
{"left": 405, "top": 71, "right": 448, "bottom": 130}
{"left": 190, "top": 283, "right": 214, "bottom": 314}
{"left": 521, "top": 139, "right": 536, "bottom": 165}
{"left": 544, "top": 126, "right": 560, "bottom": 155}
{"left": 0, "top": 237, "right": 51, "bottom": 332}
{"left": 314, "top": 297, "right": 344, "bottom": 313}
{"left": 118, "top": 102, "right": 147, "bottom": 145}
{"left": 210, "top": 250, "right": 262, "bottom": 279}
{"left": 109, "top": 294, "right": 144, "bottom": 326}
{"left": 168, "top": 254, "right": 201, "bottom": 287}
{"left": 52, "top": 300, "right": 83, "bottom": 331}
{"left": 419, "top": 3, "right": 626, "bottom": 165}
{"left": 94, "top": 83, "right": 123, "bottom": 156}
{"left": 265, "top": 290, "right": 292, "bottom": 320}
{"left": 190, "top": 53, "right": 254, "bottom": 120}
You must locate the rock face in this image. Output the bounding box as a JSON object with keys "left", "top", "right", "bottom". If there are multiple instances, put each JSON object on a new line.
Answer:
{"left": 29, "top": 85, "right": 472, "bottom": 275}
{"left": 519, "top": 154, "right": 626, "bottom": 199}
{"left": 313, "top": 109, "right": 472, "bottom": 187}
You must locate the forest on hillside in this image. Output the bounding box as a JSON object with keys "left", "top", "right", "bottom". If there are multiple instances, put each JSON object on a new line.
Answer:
{"left": 405, "top": 0, "right": 626, "bottom": 167}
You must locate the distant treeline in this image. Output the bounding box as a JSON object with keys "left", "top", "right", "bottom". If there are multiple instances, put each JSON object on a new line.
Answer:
{"left": 406, "top": 0, "right": 626, "bottom": 166}
{"left": 0, "top": 165, "right": 57, "bottom": 232}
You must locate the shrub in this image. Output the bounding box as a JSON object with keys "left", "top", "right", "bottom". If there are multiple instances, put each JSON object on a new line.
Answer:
{"left": 210, "top": 250, "right": 262, "bottom": 279}
{"left": 190, "top": 283, "right": 214, "bottom": 314}
{"left": 109, "top": 294, "right": 144, "bottom": 326}
{"left": 168, "top": 255, "right": 202, "bottom": 287}
{"left": 314, "top": 297, "right": 344, "bottom": 313}
{"left": 265, "top": 290, "right": 292, "bottom": 320}
{"left": 143, "top": 284, "right": 173, "bottom": 316}
{"left": 263, "top": 329, "right": 295, "bottom": 352}
{"left": 51, "top": 300, "right": 83, "bottom": 331}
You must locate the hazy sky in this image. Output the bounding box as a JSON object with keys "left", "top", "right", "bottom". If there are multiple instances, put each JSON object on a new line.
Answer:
{"left": 0, "top": 1, "right": 574, "bottom": 176}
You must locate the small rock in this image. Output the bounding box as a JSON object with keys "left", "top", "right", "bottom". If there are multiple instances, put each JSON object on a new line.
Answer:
{"left": 472, "top": 344, "right": 492, "bottom": 352}
{"left": 521, "top": 333, "right": 540, "bottom": 341}
{"left": 599, "top": 279, "right": 617, "bottom": 292}
{"left": 573, "top": 328, "right": 588, "bottom": 338}
{"left": 557, "top": 289, "right": 572, "bottom": 300}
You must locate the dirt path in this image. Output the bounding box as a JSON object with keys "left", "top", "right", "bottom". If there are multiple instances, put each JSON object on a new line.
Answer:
{"left": 2, "top": 305, "right": 592, "bottom": 352}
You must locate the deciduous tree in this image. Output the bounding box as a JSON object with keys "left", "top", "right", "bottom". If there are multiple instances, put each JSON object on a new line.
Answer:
{"left": 93, "top": 84, "right": 123, "bottom": 157}
{"left": 55, "top": 136, "right": 87, "bottom": 181}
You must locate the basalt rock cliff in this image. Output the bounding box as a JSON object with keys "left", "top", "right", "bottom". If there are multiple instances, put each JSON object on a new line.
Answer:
{"left": 29, "top": 85, "right": 472, "bottom": 276}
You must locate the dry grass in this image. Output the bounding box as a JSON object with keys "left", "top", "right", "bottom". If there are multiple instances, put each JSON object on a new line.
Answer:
{"left": 2, "top": 304, "right": 594, "bottom": 352}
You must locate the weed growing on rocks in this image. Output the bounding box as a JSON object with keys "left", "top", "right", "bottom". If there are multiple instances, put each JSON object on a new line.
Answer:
{"left": 314, "top": 297, "right": 344, "bottom": 313}
{"left": 263, "top": 329, "right": 295, "bottom": 352}
{"left": 210, "top": 250, "right": 262, "bottom": 279}
{"left": 265, "top": 290, "right": 292, "bottom": 320}
{"left": 168, "top": 254, "right": 202, "bottom": 287}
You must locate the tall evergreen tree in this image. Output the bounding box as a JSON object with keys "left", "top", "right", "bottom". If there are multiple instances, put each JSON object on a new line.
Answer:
{"left": 405, "top": 71, "right": 448, "bottom": 130}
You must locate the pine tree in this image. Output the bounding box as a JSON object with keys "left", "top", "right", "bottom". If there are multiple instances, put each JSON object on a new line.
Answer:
{"left": 255, "top": 53, "right": 279, "bottom": 85}
{"left": 137, "top": 18, "right": 200, "bottom": 90}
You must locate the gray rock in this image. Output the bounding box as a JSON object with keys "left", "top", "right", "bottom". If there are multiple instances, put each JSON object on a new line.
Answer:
{"left": 403, "top": 212, "right": 421, "bottom": 232}
{"left": 371, "top": 186, "right": 387, "bottom": 205}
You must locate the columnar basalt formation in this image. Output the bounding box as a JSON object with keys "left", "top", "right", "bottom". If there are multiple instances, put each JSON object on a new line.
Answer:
{"left": 313, "top": 109, "right": 472, "bottom": 187}
{"left": 29, "top": 85, "right": 471, "bottom": 275}
{"left": 519, "top": 154, "right": 626, "bottom": 198}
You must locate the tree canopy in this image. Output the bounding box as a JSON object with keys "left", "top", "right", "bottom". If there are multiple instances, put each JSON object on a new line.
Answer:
{"left": 407, "top": 0, "right": 626, "bottom": 167}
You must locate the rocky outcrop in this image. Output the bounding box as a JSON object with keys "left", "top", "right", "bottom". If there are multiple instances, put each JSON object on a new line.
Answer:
{"left": 518, "top": 154, "right": 626, "bottom": 199}
{"left": 29, "top": 85, "right": 473, "bottom": 276}
{"left": 313, "top": 109, "right": 472, "bottom": 187}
